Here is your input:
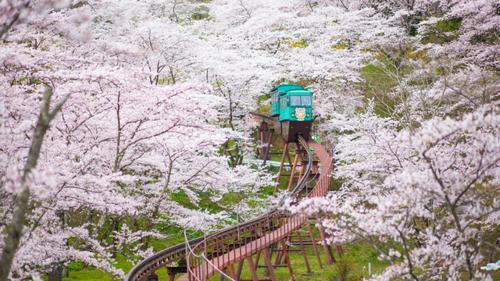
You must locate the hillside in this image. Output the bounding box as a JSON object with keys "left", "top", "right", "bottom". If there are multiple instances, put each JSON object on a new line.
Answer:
{"left": 0, "top": 1, "right": 498, "bottom": 281}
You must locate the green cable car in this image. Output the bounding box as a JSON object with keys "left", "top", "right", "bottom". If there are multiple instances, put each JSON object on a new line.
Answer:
{"left": 271, "top": 84, "right": 305, "bottom": 116}
{"left": 270, "top": 84, "right": 314, "bottom": 142}
{"left": 278, "top": 89, "right": 313, "bottom": 122}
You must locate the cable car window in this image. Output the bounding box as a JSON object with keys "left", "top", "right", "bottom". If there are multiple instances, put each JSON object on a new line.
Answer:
{"left": 280, "top": 97, "right": 288, "bottom": 108}
{"left": 301, "top": 96, "right": 311, "bottom": 106}
{"left": 290, "top": 96, "right": 301, "bottom": 106}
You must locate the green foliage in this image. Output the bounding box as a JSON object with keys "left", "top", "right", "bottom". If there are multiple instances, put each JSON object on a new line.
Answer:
{"left": 435, "top": 18, "right": 462, "bottom": 32}
{"left": 170, "top": 190, "right": 197, "bottom": 208}
{"left": 272, "top": 78, "right": 314, "bottom": 90}
{"left": 191, "top": 13, "right": 211, "bottom": 20}
{"left": 210, "top": 80, "right": 224, "bottom": 87}
{"left": 288, "top": 39, "right": 308, "bottom": 48}
{"left": 330, "top": 176, "right": 344, "bottom": 191}
{"left": 169, "top": 189, "right": 225, "bottom": 213}
{"left": 191, "top": 5, "right": 212, "bottom": 20}
{"left": 197, "top": 191, "right": 224, "bottom": 213}
{"left": 291, "top": 79, "right": 315, "bottom": 88}
{"left": 158, "top": 76, "right": 175, "bottom": 85}
{"left": 421, "top": 18, "right": 462, "bottom": 44}
{"left": 257, "top": 103, "right": 271, "bottom": 114}
{"left": 220, "top": 138, "right": 245, "bottom": 167}
{"left": 358, "top": 48, "right": 418, "bottom": 119}
{"left": 331, "top": 40, "right": 349, "bottom": 50}
{"left": 63, "top": 266, "right": 114, "bottom": 281}
{"left": 256, "top": 92, "right": 272, "bottom": 114}
{"left": 359, "top": 63, "right": 397, "bottom": 117}
{"left": 404, "top": 48, "right": 430, "bottom": 64}
{"left": 257, "top": 93, "right": 271, "bottom": 103}
{"left": 218, "top": 191, "right": 242, "bottom": 207}
{"left": 471, "top": 28, "right": 500, "bottom": 45}
{"left": 10, "top": 76, "right": 42, "bottom": 87}
{"left": 334, "top": 259, "right": 354, "bottom": 281}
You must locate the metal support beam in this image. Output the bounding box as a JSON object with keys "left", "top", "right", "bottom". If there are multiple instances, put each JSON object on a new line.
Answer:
{"left": 245, "top": 256, "right": 259, "bottom": 281}
{"left": 286, "top": 153, "right": 300, "bottom": 191}
{"left": 263, "top": 248, "right": 277, "bottom": 281}
{"left": 236, "top": 259, "right": 245, "bottom": 280}
{"left": 316, "top": 217, "right": 335, "bottom": 264}
{"left": 296, "top": 229, "right": 312, "bottom": 273}
{"left": 273, "top": 143, "right": 288, "bottom": 194}
{"left": 280, "top": 240, "right": 295, "bottom": 281}
{"left": 262, "top": 127, "right": 273, "bottom": 165}
{"left": 307, "top": 223, "right": 323, "bottom": 269}
{"left": 253, "top": 250, "right": 262, "bottom": 272}
{"left": 226, "top": 263, "right": 236, "bottom": 279}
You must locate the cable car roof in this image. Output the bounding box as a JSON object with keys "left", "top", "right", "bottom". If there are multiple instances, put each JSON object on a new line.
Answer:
{"left": 283, "top": 89, "right": 313, "bottom": 96}
{"left": 271, "top": 84, "right": 304, "bottom": 93}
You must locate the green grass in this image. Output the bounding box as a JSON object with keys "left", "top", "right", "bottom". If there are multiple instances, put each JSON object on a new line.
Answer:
{"left": 358, "top": 49, "right": 415, "bottom": 119}
{"left": 64, "top": 239, "right": 387, "bottom": 281}
{"left": 358, "top": 63, "right": 398, "bottom": 117}
{"left": 288, "top": 39, "right": 308, "bottom": 48}
{"left": 64, "top": 262, "right": 113, "bottom": 281}
{"left": 435, "top": 18, "right": 462, "bottom": 33}
{"left": 64, "top": 255, "right": 131, "bottom": 281}
{"left": 205, "top": 240, "right": 388, "bottom": 281}
{"left": 331, "top": 40, "right": 349, "bottom": 50}
{"left": 62, "top": 226, "right": 200, "bottom": 281}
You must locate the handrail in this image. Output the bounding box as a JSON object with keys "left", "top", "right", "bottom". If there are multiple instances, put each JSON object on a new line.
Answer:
{"left": 183, "top": 230, "right": 236, "bottom": 281}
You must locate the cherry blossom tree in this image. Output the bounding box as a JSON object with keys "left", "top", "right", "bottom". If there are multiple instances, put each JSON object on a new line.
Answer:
{"left": 0, "top": 1, "right": 271, "bottom": 280}
{"left": 1, "top": 0, "right": 498, "bottom": 280}
{"left": 293, "top": 104, "right": 499, "bottom": 280}
{"left": 285, "top": 1, "right": 499, "bottom": 280}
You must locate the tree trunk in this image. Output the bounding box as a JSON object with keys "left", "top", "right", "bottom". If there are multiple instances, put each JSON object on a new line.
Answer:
{"left": 0, "top": 87, "right": 68, "bottom": 281}
{"left": 47, "top": 263, "right": 64, "bottom": 281}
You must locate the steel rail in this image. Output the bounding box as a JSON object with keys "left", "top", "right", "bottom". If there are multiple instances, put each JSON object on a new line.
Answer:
{"left": 124, "top": 237, "right": 203, "bottom": 281}
{"left": 291, "top": 136, "right": 314, "bottom": 196}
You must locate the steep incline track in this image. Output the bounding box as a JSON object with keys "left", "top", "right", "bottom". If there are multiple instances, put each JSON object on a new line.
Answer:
{"left": 125, "top": 138, "right": 332, "bottom": 281}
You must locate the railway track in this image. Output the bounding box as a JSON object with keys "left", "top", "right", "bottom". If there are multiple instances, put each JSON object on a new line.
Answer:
{"left": 125, "top": 136, "right": 333, "bottom": 281}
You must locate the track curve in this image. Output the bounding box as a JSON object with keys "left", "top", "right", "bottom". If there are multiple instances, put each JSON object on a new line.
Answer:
{"left": 125, "top": 137, "right": 332, "bottom": 281}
